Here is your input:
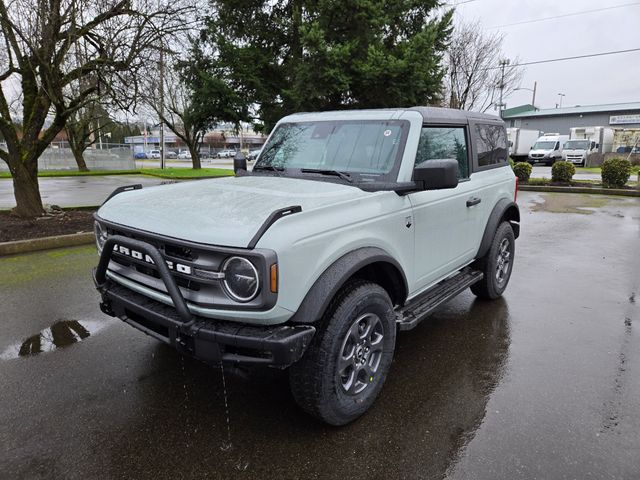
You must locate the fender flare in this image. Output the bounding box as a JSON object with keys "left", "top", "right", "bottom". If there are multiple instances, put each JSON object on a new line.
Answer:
{"left": 476, "top": 198, "right": 520, "bottom": 259}
{"left": 289, "top": 247, "right": 408, "bottom": 324}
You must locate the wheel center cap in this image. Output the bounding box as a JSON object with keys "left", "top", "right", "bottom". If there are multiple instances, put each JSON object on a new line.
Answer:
{"left": 356, "top": 345, "right": 365, "bottom": 362}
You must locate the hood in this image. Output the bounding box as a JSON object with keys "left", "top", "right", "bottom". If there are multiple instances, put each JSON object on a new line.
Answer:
{"left": 97, "top": 175, "right": 368, "bottom": 248}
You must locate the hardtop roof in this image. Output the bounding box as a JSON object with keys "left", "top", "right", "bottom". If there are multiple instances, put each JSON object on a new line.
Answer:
{"left": 281, "top": 106, "right": 504, "bottom": 124}
{"left": 408, "top": 106, "right": 503, "bottom": 124}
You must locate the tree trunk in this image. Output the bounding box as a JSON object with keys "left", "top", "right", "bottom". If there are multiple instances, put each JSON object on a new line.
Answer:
{"left": 189, "top": 146, "right": 202, "bottom": 169}
{"left": 70, "top": 143, "right": 90, "bottom": 172}
{"left": 12, "top": 158, "right": 45, "bottom": 217}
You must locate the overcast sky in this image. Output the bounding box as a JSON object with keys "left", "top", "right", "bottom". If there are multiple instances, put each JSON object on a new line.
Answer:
{"left": 450, "top": 0, "right": 640, "bottom": 111}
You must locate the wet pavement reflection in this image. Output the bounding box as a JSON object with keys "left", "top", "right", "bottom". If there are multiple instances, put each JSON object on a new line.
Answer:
{"left": 1, "top": 192, "right": 639, "bottom": 479}
{"left": 1, "top": 320, "right": 106, "bottom": 359}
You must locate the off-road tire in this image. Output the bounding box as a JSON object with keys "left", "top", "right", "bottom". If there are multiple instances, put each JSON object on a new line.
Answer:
{"left": 471, "top": 221, "right": 515, "bottom": 300}
{"left": 289, "top": 281, "right": 396, "bottom": 425}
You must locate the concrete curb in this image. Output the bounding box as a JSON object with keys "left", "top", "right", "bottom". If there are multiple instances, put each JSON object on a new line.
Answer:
{"left": 0, "top": 232, "right": 94, "bottom": 256}
{"left": 519, "top": 185, "right": 640, "bottom": 197}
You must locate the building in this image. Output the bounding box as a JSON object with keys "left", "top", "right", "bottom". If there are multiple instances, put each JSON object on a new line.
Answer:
{"left": 503, "top": 102, "right": 640, "bottom": 153}
{"left": 124, "top": 124, "right": 266, "bottom": 153}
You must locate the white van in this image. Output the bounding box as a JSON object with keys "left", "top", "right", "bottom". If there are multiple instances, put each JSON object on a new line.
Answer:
{"left": 528, "top": 134, "right": 569, "bottom": 166}
{"left": 562, "top": 127, "right": 614, "bottom": 166}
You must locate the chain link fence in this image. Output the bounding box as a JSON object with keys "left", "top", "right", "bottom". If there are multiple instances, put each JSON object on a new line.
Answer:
{"left": 0, "top": 142, "right": 136, "bottom": 171}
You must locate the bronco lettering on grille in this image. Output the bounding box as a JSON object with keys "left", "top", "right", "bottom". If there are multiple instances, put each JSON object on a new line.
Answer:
{"left": 112, "top": 244, "right": 192, "bottom": 275}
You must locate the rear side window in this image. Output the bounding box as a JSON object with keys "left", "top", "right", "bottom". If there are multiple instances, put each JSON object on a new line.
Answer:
{"left": 415, "top": 126, "right": 469, "bottom": 179}
{"left": 475, "top": 124, "right": 508, "bottom": 167}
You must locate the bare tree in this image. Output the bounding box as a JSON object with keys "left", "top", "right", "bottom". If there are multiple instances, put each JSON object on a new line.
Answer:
{"left": 142, "top": 48, "right": 208, "bottom": 169}
{"left": 65, "top": 102, "right": 113, "bottom": 171}
{"left": 442, "top": 21, "right": 523, "bottom": 113}
{"left": 0, "top": 0, "right": 192, "bottom": 217}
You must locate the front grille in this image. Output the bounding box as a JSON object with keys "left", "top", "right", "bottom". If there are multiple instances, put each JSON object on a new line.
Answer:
{"left": 99, "top": 222, "right": 276, "bottom": 311}
{"left": 165, "top": 244, "right": 197, "bottom": 262}
{"left": 106, "top": 228, "right": 222, "bottom": 304}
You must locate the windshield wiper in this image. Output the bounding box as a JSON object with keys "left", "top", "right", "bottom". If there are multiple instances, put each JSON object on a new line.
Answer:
{"left": 300, "top": 168, "right": 353, "bottom": 183}
{"left": 254, "top": 165, "right": 284, "bottom": 171}
{"left": 253, "top": 165, "right": 285, "bottom": 175}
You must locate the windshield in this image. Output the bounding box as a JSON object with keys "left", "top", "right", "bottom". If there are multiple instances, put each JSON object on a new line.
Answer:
{"left": 564, "top": 140, "right": 589, "bottom": 150}
{"left": 532, "top": 141, "right": 556, "bottom": 150}
{"left": 255, "top": 120, "right": 408, "bottom": 182}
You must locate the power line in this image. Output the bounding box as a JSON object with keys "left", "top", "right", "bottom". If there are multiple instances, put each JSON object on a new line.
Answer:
{"left": 480, "top": 47, "right": 640, "bottom": 71}
{"left": 487, "top": 2, "right": 640, "bottom": 29}
{"left": 446, "top": 0, "right": 482, "bottom": 5}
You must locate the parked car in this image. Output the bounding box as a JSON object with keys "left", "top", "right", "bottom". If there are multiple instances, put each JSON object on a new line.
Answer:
{"left": 148, "top": 150, "right": 161, "bottom": 159}
{"left": 165, "top": 150, "right": 178, "bottom": 159}
{"left": 94, "top": 106, "right": 519, "bottom": 426}
{"left": 217, "top": 149, "right": 237, "bottom": 158}
{"left": 177, "top": 150, "right": 192, "bottom": 159}
{"left": 247, "top": 148, "right": 262, "bottom": 161}
{"left": 133, "top": 151, "right": 148, "bottom": 159}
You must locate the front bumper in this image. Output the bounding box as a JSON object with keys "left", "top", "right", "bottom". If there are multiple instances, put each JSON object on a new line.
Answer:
{"left": 94, "top": 235, "right": 315, "bottom": 368}
{"left": 528, "top": 156, "right": 548, "bottom": 163}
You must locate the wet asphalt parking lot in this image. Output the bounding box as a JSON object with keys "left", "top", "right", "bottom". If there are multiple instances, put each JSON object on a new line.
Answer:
{"left": 1, "top": 191, "right": 639, "bottom": 480}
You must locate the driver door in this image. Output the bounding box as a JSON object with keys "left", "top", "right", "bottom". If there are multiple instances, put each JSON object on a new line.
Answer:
{"left": 408, "top": 124, "right": 479, "bottom": 294}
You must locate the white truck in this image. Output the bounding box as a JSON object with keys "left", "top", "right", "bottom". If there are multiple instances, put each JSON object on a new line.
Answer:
{"left": 507, "top": 128, "right": 541, "bottom": 161}
{"left": 528, "top": 134, "right": 569, "bottom": 166}
{"left": 562, "top": 127, "right": 614, "bottom": 166}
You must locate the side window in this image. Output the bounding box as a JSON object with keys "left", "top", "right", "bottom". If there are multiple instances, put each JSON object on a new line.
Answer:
{"left": 415, "top": 126, "right": 469, "bottom": 179}
{"left": 475, "top": 124, "right": 508, "bottom": 167}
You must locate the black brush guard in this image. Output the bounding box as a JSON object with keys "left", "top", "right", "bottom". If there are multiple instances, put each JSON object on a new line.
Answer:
{"left": 94, "top": 235, "right": 315, "bottom": 367}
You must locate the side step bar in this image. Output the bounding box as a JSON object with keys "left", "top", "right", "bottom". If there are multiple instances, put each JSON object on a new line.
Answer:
{"left": 396, "top": 268, "right": 483, "bottom": 331}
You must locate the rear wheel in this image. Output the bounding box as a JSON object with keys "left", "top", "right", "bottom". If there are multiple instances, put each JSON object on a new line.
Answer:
{"left": 471, "top": 221, "right": 515, "bottom": 299}
{"left": 289, "top": 281, "right": 396, "bottom": 425}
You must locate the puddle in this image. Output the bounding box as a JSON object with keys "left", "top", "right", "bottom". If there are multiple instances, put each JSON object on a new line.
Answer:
{"left": 531, "top": 193, "right": 610, "bottom": 215}
{"left": 0, "top": 319, "right": 109, "bottom": 360}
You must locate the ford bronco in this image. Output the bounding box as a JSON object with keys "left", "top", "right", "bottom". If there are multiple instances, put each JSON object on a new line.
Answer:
{"left": 93, "top": 107, "right": 519, "bottom": 425}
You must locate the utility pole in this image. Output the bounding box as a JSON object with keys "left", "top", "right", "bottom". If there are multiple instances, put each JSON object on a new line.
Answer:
{"left": 159, "top": 46, "right": 165, "bottom": 169}
{"left": 497, "top": 59, "right": 510, "bottom": 118}
{"left": 531, "top": 81, "right": 537, "bottom": 107}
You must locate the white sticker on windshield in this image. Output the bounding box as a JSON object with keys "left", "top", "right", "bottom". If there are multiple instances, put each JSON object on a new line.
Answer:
{"left": 383, "top": 129, "right": 392, "bottom": 137}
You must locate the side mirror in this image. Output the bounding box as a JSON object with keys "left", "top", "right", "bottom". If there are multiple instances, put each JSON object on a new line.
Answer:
{"left": 234, "top": 152, "right": 247, "bottom": 173}
{"left": 413, "top": 159, "right": 459, "bottom": 191}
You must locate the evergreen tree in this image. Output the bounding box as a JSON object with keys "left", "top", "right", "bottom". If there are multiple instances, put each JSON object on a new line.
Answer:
{"left": 197, "top": 0, "right": 453, "bottom": 131}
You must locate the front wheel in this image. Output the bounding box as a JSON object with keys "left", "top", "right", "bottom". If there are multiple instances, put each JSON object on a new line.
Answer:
{"left": 289, "top": 281, "right": 396, "bottom": 425}
{"left": 471, "top": 221, "right": 515, "bottom": 299}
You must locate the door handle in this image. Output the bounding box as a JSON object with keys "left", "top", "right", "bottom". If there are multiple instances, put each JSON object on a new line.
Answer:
{"left": 466, "top": 197, "right": 481, "bottom": 207}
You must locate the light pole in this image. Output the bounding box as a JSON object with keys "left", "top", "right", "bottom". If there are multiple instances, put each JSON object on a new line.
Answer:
{"left": 514, "top": 81, "right": 537, "bottom": 107}
{"left": 557, "top": 93, "right": 566, "bottom": 109}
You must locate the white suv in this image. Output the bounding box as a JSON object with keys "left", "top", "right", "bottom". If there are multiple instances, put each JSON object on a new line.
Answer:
{"left": 93, "top": 107, "right": 519, "bottom": 425}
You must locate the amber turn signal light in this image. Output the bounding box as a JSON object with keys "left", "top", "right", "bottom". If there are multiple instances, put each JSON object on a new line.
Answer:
{"left": 270, "top": 263, "right": 278, "bottom": 293}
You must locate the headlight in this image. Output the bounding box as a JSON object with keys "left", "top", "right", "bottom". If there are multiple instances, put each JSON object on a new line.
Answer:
{"left": 221, "top": 256, "right": 259, "bottom": 302}
{"left": 94, "top": 221, "right": 108, "bottom": 252}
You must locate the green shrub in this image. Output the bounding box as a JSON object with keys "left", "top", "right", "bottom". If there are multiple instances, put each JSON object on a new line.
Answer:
{"left": 601, "top": 158, "right": 632, "bottom": 188}
{"left": 512, "top": 162, "right": 532, "bottom": 182}
{"left": 508, "top": 157, "right": 515, "bottom": 169}
{"left": 551, "top": 161, "right": 575, "bottom": 183}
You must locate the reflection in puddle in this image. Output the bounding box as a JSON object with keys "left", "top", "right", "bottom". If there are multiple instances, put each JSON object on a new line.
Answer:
{"left": 1, "top": 319, "right": 108, "bottom": 360}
